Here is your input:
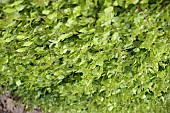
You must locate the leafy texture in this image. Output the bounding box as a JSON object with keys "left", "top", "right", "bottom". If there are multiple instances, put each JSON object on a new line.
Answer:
{"left": 0, "top": 0, "right": 170, "bottom": 113}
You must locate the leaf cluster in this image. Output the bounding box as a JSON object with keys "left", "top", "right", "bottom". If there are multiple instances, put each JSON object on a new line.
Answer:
{"left": 0, "top": 0, "right": 170, "bottom": 113}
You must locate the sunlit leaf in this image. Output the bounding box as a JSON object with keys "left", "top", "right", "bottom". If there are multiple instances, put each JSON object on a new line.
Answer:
{"left": 16, "top": 80, "right": 22, "bottom": 86}
{"left": 16, "top": 48, "right": 27, "bottom": 52}
{"left": 3, "top": 8, "right": 16, "bottom": 13}
{"left": 23, "top": 41, "right": 33, "bottom": 46}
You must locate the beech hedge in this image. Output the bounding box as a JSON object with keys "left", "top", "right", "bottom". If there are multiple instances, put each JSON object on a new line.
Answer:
{"left": 0, "top": 0, "right": 170, "bottom": 112}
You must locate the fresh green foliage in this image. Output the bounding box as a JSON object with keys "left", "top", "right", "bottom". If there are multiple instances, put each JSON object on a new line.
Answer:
{"left": 0, "top": 0, "right": 170, "bottom": 113}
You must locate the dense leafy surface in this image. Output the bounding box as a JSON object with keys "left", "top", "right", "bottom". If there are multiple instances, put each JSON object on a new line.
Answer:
{"left": 0, "top": 0, "right": 170, "bottom": 112}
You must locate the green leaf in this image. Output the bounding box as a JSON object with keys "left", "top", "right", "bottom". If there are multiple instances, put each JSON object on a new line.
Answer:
{"left": 3, "top": 8, "right": 16, "bottom": 13}
{"left": 104, "top": 6, "right": 113, "bottom": 14}
{"left": 16, "top": 48, "right": 27, "bottom": 52}
{"left": 16, "top": 65, "right": 25, "bottom": 72}
{"left": 0, "top": 57, "right": 8, "bottom": 65}
{"left": 65, "top": 18, "right": 77, "bottom": 27}
{"left": 57, "top": 33, "right": 73, "bottom": 42}
{"left": 133, "top": 48, "right": 140, "bottom": 52}
{"left": 57, "top": 75, "right": 65, "bottom": 80}
{"left": 0, "top": 19, "right": 7, "bottom": 28}
{"left": 47, "top": 13, "right": 57, "bottom": 20}
{"left": 140, "top": 0, "right": 148, "bottom": 4}
{"left": 96, "top": 58, "right": 103, "bottom": 66}
{"left": 16, "top": 5, "right": 25, "bottom": 11}
{"left": 7, "top": 12, "right": 20, "bottom": 20}
{"left": 5, "top": 38, "right": 14, "bottom": 42}
{"left": 73, "top": 6, "right": 81, "bottom": 17}
{"left": 23, "top": 41, "right": 33, "bottom": 46}
{"left": 108, "top": 106, "right": 113, "bottom": 111}
{"left": 16, "top": 35, "right": 27, "bottom": 40}
{"left": 16, "top": 80, "right": 22, "bottom": 86}
{"left": 140, "top": 41, "right": 147, "bottom": 48}
{"left": 113, "top": 1, "right": 118, "bottom": 6}
{"left": 10, "top": 0, "right": 24, "bottom": 6}
{"left": 125, "top": 0, "right": 139, "bottom": 8}
{"left": 42, "top": 10, "right": 50, "bottom": 15}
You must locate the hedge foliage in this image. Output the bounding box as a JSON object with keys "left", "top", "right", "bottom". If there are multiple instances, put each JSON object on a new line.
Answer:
{"left": 0, "top": 0, "right": 170, "bottom": 112}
